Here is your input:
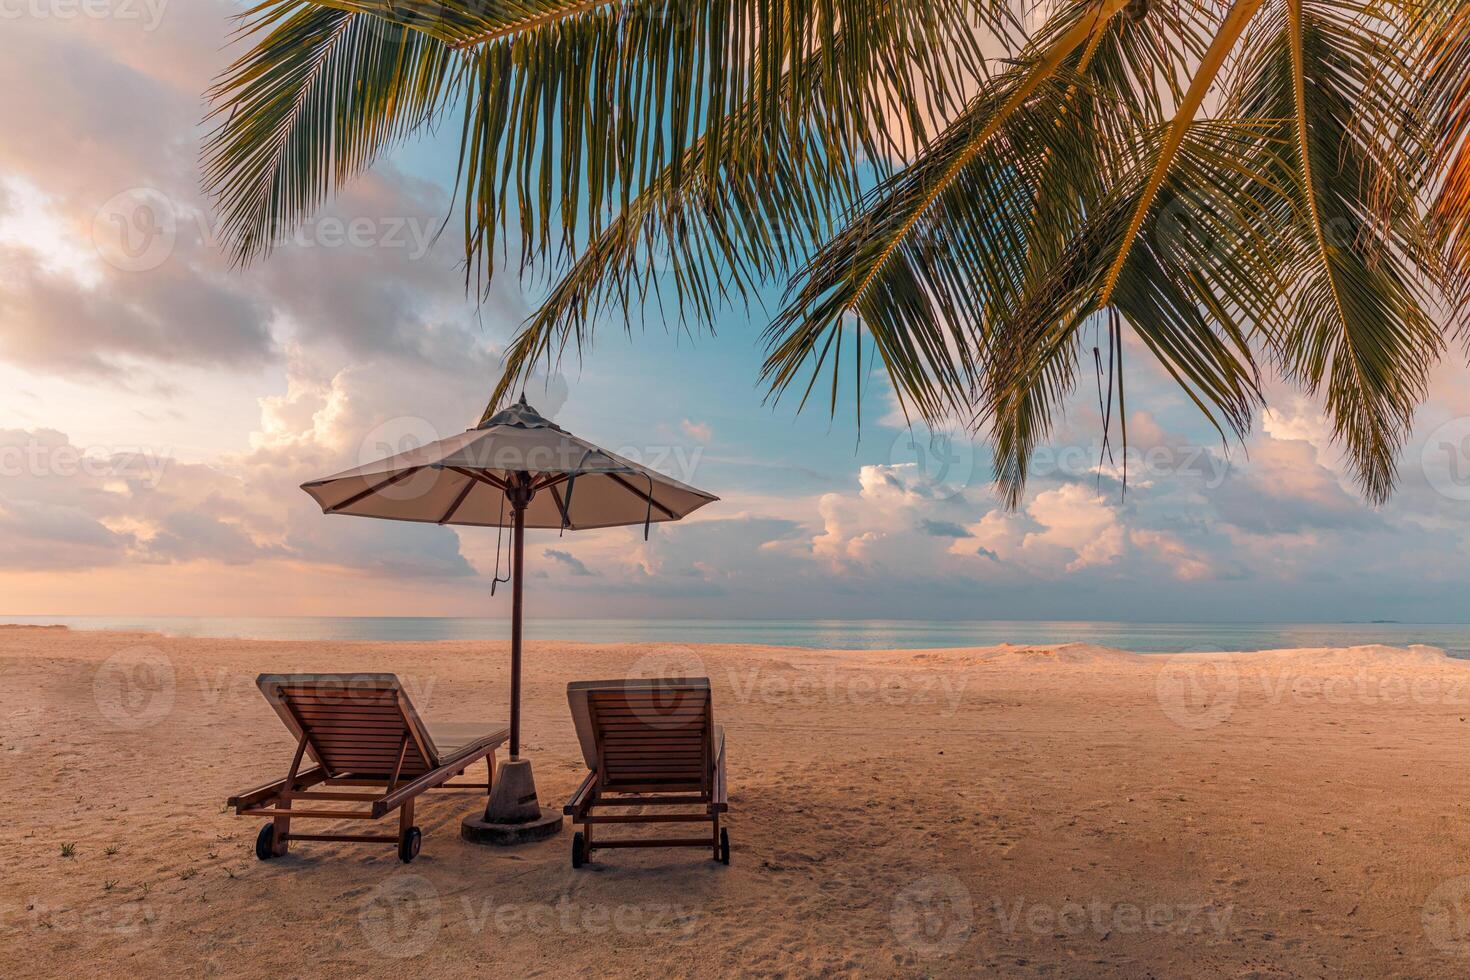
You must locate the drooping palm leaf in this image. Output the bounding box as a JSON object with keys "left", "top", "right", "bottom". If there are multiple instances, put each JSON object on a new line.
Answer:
{"left": 981, "top": 120, "right": 1275, "bottom": 504}
{"left": 1232, "top": 0, "right": 1443, "bottom": 501}
{"left": 1411, "top": 0, "right": 1470, "bottom": 305}
{"left": 760, "top": 0, "right": 1161, "bottom": 423}
{"left": 476, "top": 0, "right": 1017, "bottom": 415}
{"left": 203, "top": 0, "right": 464, "bottom": 265}
{"left": 313, "top": 0, "right": 998, "bottom": 286}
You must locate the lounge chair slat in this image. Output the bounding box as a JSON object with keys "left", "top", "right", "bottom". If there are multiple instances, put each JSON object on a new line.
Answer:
{"left": 276, "top": 695, "right": 401, "bottom": 704}
{"left": 598, "top": 720, "right": 704, "bottom": 730}
{"left": 591, "top": 837, "right": 713, "bottom": 849}
{"left": 284, "top": 833, "right": 401, "bottom": 844}
{"left": 594, "top": 708, "right": 705, "bottom": 717}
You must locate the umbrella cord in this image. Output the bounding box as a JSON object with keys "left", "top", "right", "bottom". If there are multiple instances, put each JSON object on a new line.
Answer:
{"left": 561, "top": 447, "right": 609, "bottom": 535}
{"left": 490, "top": 492, "right": 511, "bottom": 596}
{"left": 644, "top": 473, "right": 653, "bottom": 541}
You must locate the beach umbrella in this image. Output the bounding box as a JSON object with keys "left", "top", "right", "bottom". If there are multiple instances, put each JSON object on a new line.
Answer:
{"left": 299, "top": 395, "right": 718, "bottom": 830}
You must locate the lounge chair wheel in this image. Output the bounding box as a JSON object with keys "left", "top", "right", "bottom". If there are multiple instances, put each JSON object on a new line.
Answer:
{"left": 571, "top": 831, "right": 587, "bottom": 869}
{"left": 398, "top": 826, "right": 422, "bottom": 863}
{"left": 718, "top": 828, "right": 730, "bottom": 865}
{"left": 255, "top": 823, "right": 277, "bottom": 861}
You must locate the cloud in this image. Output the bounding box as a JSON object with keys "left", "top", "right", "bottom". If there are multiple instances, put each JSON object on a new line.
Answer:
{"left": 1212, "top": 434, "right": 1377, "bottom": 534}
{"left": 0, "top": 427, "right": 272, "bottom": 571}
{"left": 679, "top": 419, "right": 713, "bottom": 442}
{"left": 919, "top": 519, "right": 972, "bottom": 538}
{"left": 544, "top": 548, "right": 596, "bottom": 576}
{"left": 0, "top": 9, "right": 526, "bottom": 386}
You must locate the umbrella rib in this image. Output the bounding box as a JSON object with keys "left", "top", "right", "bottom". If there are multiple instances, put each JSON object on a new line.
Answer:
{"left": 547, "top": 482, "right": 574, "bottom": 529}
{"left": 325, "top": 466, "right": 424, "bottom": 513}
{"left": 606, "top": 472, "right": 677, "bottom": 520}
{"left": 446, "top": 466, "right": 510, "bottom": 492}
{"left": 437, "top": 474, "right": 478, "bottom": 525}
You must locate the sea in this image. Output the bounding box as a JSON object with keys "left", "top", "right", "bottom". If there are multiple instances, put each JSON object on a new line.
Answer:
{"left": 4, "top": 617, "right": 1470, "bottom": 658}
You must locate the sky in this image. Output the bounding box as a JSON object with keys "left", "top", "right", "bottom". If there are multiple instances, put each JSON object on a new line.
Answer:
{"left": 3, "top": 2, "right": 1470, "bottom": 623}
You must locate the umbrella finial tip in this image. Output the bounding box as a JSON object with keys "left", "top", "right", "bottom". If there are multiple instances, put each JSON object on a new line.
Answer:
{"left": 518, "top": 391, "right": 528, "bottom": 404}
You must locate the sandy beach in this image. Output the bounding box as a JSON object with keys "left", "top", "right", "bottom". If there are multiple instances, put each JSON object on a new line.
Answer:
{"left": 5, "top": 626, "right": 1470, "bottom": 977}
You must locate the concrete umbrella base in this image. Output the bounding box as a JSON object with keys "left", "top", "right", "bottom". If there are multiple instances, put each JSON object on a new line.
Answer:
{"left": 461, "top": 758, "right": 563, "bottom": 845}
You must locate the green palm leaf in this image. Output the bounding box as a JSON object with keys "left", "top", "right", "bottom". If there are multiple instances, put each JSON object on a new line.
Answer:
{"left": 203, "top": 1, "right": 463, "bottom": 265}
{"left": 1232, "top": 0, "right": 1443, "bottom": 501}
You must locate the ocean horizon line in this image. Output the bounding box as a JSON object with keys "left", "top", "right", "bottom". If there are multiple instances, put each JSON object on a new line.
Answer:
{"left": 5, "top": 615, "right": 1470, "bottom": 657}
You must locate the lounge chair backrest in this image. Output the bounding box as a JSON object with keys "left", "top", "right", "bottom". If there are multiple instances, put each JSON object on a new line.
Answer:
{"left": 568, "top": 678, "right": 713, "bottom": 789}
{"left": 257, "top": 673, "right": 439, "bottom": 778}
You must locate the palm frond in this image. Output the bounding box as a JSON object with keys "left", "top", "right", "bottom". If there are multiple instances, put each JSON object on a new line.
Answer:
{"left": 324, "top": 0, "right": 998, "bottom": 285}
{"left": 479, "top": 0, "right": 1016, "bottom": 416}
{"left": 981, "top": 121, "right": 1273, "bottom": 503}
{"left": 1231, "top": 0, "right": 1443, "bottom": 501}
{"left": 760, "top": 0, "right": 1153, "bottom": 423}
{"left": 203, "top": 0, "right": 463, "bottom": 265}
{"left": 1411, "top": 0, "right": 1470, "bottom": 300}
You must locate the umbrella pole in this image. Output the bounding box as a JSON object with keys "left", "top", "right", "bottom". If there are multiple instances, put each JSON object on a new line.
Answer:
{"left": 465, "top": 475, "right": 561, "bottom": 841}
{"left": 509, "top": 489, "right": 525, "bottom": 760}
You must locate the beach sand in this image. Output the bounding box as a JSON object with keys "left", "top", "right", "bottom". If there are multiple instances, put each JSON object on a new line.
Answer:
{"left": 4, "top": 626, "right": 1470, "bottom": 977}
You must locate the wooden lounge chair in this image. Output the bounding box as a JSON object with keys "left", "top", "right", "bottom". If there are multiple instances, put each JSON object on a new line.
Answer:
{"left": 228, "top": 673, "right": 508, "bottom": 863}
{"left": 564, "top": 677, "right": 729, "bottom": 868}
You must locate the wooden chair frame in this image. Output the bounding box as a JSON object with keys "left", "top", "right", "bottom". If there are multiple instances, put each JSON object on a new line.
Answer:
{"left": 227, "top": 674, "right": 506, "bottom": 862}
{"left": 564, "top": 680, "right": 729, "bottom": 866}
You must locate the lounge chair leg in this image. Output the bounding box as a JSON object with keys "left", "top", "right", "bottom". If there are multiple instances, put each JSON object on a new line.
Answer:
{"left": 711, "top": 813, "right": 720, "bottom": 861}
{"left": 486, "top": 752, "right": 496, "bottom": 798}
{"left": 399, "top": 799, "right": 414, "bottom": 838}
{"left": 397, "top": 799, "right": 422, "bottom": 862}
{"left": 271, "top": 734, "right": 308, "bottom": 857}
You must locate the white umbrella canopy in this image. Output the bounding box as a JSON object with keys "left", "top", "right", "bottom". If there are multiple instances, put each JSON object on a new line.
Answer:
{"left": 301, "top": 395, "right": 718, "bottom": 530}
{"left": 299, "top": 395, "right": 718, "bottom": 824}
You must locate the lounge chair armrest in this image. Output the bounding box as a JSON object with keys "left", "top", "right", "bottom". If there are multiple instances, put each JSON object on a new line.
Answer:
{"left": 565, "top": 770, "right": 598, "bottom": 816}
{"left": 374, "top": 741, "right": 499, "bottom": 817}
{"left": 711, "top": 739, "right": 727, "bottom": 812}
{"left": 228, "top": 766, "right": 328, "bottom": 811}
